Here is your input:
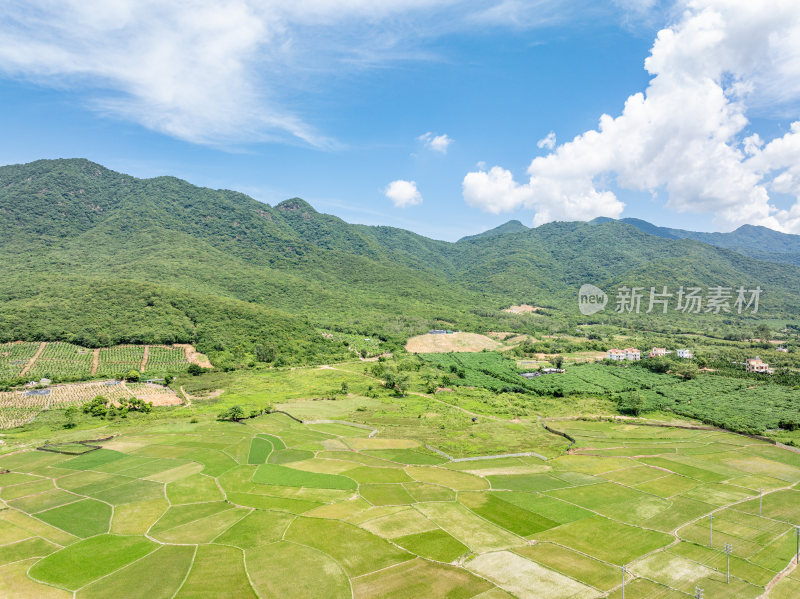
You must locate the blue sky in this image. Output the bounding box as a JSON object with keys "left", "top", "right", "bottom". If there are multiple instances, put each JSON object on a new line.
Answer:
{"left": 2, "top": 1, "right": 800, "bottom": 240}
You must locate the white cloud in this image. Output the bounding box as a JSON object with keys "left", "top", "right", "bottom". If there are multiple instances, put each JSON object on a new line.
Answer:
{"left": 418, "top": 132, "right": 453, "bottom": 153}
{"left": 385, "top": 179, "right": 423, "bottom": 207}
{"left": 463, "top": 0, "right": 800, "bottom": 233}
{"left": 462, "top": 165, "right": 624, "bottom": 224}
{"left": 536, "top": 132, "right": 556, "bottom": 150}
{"left": 0, "top": 0, "right": 586, "bottom": 147}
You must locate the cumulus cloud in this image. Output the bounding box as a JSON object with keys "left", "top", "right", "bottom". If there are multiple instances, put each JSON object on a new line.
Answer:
{"left": 385, "top": 179, "right": 423, "bottom": 207}
{"left": 418, "top": 132, "right": 453, "bottom": 153}
{"left": 536, "top": 132, "right": 556, "bottom": 150}
{"left": 463, "top": 0, "right": 800, "bottom": 233}
{"left": 0, "top": 0, "right": 586, "bottom": 147}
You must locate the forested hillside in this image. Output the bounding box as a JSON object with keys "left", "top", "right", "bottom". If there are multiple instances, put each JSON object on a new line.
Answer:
{"left": 2, "top": 159, "right": 799, "bottom": 367}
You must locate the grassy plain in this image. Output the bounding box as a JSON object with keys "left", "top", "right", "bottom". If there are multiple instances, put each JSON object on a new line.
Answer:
{"left": 0, "top": 359, "right": 799, "bottom": 598}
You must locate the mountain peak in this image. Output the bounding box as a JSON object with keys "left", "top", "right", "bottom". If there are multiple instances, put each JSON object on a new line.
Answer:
{"left": 458, "top": 219, "right": 528, "bottom": 242}
{"left": 275, "top": 198, "right": 317, "bottom": 213}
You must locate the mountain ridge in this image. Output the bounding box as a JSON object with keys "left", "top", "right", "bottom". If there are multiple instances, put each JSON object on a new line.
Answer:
{"left": 2, "top": 158, "right": 798, "bottom": 368}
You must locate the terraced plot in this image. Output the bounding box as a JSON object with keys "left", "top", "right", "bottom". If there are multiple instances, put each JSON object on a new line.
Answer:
{"left": 0, "top": 416, "right": 799, "bottom": 597}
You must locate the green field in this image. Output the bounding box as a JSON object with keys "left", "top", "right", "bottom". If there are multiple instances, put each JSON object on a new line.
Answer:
{"left": 1, "top": 365, "right": 800, "bottom": 598}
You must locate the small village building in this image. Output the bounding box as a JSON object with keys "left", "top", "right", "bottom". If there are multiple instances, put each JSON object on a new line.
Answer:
{"left": 648, "top": 348, "right": 667, "bottom": 358}
{"left": 776, "top": 346, "right": 788, "bottom": 353}
{"left": 541, "top": 367, "right": 565, "bottom": 374}
{"left": 607, "top": 349, "right": 626, "bottom": 361}
{"left": 746, "top": 358, "right": 773, "bottom": 374}
{"left": 676, "top": 349, "right": 693, "bottom": 359}
{"left": 625, "top": 348, "right": 641, "bottom": 361}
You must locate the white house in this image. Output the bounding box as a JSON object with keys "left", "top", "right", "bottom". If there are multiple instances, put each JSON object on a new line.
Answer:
{"left": 676, "top": 349, "right": 693, "bottom": 359}
{"left": 607, "top": 349, "right": 626, "bottom": 361}
{"left": 746, "top": 357, "right": 773, "bottom": 374}
{"left": 625, "top": 348, "right": 641, "bottom": 361}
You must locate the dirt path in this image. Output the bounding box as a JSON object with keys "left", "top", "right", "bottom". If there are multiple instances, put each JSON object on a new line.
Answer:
{"left": 174, "top": 344, "right": 212, "bottom": 368}
{"left": 140, "top": 345, "right": 149, "bottom": 373}
{"left": 20, "top": 342, "right": 46, "bottom": 377}
{"left": 91, "top": 348, "right": 100, "bottom": 376}
{"left": 764, "top": 558, "right": 798, "bottom": 597}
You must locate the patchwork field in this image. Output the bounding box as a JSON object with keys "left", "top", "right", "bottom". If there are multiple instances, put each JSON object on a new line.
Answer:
{"left": 1, "top": 416, "right": 799, "bottom": 598}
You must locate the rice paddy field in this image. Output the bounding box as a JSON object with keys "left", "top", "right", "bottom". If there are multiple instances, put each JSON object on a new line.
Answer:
{"left": 1, "top": 413, "right": 799, "bottom": 598}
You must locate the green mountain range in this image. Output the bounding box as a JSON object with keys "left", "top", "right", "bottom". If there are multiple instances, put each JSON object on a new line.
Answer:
{"left": 2, "top": 159, "right": 798, "bottom": 366}
{"left": 594, "top": 217, "right": 800, "bottom": 265}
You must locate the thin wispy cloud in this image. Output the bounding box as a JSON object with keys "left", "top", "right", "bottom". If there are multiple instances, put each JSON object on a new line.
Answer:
{"left": 0, "top": 0, "right": 592, "bottom": 148}
{"left": 418, "top": 132, "right": 453, "bottom": 153}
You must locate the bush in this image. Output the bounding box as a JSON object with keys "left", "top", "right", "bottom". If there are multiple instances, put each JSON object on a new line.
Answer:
{"left": 778, "top": 418, "right": 800, "bottom": 431}
{"left": 218, "top": 405, "right": 245, "bottom": 421}
{"left": 82, "top": 396, "right": 109, "bottom": 418}
{"left": 126, "top": 370, "right": 141, "bottom": 382}
{"left": 187, "top": 363, "right": 210, "bottom": 376}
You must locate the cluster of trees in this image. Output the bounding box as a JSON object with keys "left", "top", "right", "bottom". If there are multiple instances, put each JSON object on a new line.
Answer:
{"left": 77, "top": 395, "right": 152, "bottom": 423}
{"left": 217, "top": 404, "right": 272, "bottom": 422}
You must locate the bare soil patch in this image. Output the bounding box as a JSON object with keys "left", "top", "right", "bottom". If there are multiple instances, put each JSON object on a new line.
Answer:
{"left": 405, "top": 332, "right": 501, "bottom": 353}
{"left": 502, "top": 304, "right": 543, "bottom": 314}
{"left": 173, "top": 344, "right": 213, "bottom": 368}
{"left": 91, "top": 348, "right": 100, "bottom": 376}
{"left": 139, "top": 345, "right": 149, "bottom": 372}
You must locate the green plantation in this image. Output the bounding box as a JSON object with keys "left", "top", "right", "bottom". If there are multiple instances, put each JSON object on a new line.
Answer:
{"left": 2, "top": 411, "right": 800, "bottom": 598}
{"left": 419, "top": 353, "right": 800, "bottom": 437}
{"left": 0, "top": 341, "right": 192, "bottom": 386}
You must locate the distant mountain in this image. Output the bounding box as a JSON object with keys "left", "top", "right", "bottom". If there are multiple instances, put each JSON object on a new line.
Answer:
{"left": 458, "top": 220, "right": 529, "bottom": 242}
{"left": 593, "top": 217, "right": 800, "bottom": 265}
{"left": 2, "top": 159, "right": 798, "bottom": 367}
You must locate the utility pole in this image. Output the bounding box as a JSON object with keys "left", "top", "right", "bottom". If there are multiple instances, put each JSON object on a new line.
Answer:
{"left": 796, "top": 526, "right": 799, "bottom": 565}
{"left": 759, "top": 488, "right": 763, "bottom": 517}
{"left": 709, "top": 513, "right": 713, "bottom": 547}
{"left": 724, "top": 543, "right": 732, "bottom": 583}
{"left": 621, "top": 565, "right": 626, "bottom": 599}
{"left": 695, "top": 586, "right": 704, "bottom": 599}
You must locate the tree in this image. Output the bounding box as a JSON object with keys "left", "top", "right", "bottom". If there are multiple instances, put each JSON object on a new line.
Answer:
{"left": 187, "top": 363, "right": 209, "bottom": 376}
{"left": 754, "top": 324, "right": 771, "bottom": 342}
{"left": 63, "top": 406, "right": 77, "bottom": 429}
{"left": 553, "top": 355, "right": 564, "bottom": 369}
{"left": 618, "top": 392, "right": 645, "bottom": 416}
{"left": 218, "top": 405, "right": 245, "bottom": 421}
{"left": 340, "top": 382, "right": 349, "bottom": 395}
{"left": 126, "top": 370, "right": 141, "bottom": 382}
{"left": 673, "top": 362, "right": 699, "bottom": 380}
{"left": 255, "top": 343, "right": 276, "bottom": 363}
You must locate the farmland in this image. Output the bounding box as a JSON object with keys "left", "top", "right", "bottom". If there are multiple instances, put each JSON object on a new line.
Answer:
{"left": 1, "top": 413, "right": 799, "bottom": 598}
{"left": 0, "top": 381, "right": 181, "bottom": 429}
{"left": 419, "top": 353, "right": 800, "bottom": 437}
{"left": 0, "top": 342, "right": 198, "bottom": 385}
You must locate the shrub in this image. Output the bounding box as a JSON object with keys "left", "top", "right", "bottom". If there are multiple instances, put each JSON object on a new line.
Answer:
{"left": 187, "top": 363, "right": 210, "bottom": 376}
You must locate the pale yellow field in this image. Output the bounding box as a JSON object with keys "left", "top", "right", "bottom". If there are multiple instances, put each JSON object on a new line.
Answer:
{"left": 405, "top": 332, "right": 501, "bottom": 353}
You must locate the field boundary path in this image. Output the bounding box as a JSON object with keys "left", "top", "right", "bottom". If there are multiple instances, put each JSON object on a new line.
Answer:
{"left": 90, "top": 348, "right": 100, "bottom": 375}
{"left": 305, "top": 419, "right": 379, "bottom": 437}
{"left": 19, "top": 341, "right": 46, "bottom": 377}
{"left": 140, "top": 345, "right": 149, "bottom": 372}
